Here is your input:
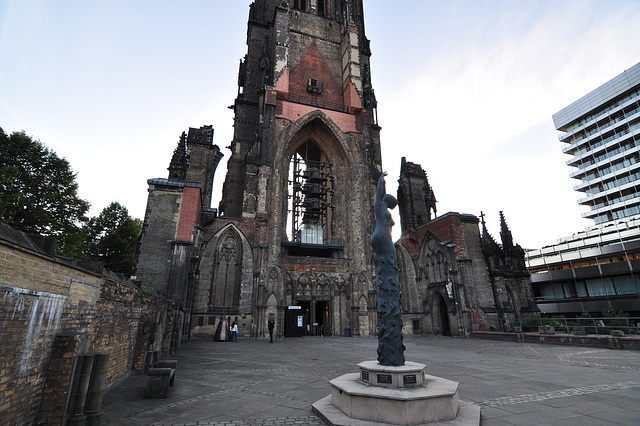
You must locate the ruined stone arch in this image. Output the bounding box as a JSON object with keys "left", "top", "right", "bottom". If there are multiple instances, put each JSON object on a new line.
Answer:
{"left": 298, "top": 271, "right": 321, "bottom": 296}
{"left": 197, "top": 223, "right": 254, "bottom": 314}
{"left": 272, "top": 111, "right": 360, "bottom": 245}
{"left": 279, "top": 110, "right": 353, "bottom": 163}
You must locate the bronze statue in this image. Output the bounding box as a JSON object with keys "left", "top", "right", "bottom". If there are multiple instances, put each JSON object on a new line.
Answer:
{"left": 371, "top": 172, "right": 405, "bottom": 366}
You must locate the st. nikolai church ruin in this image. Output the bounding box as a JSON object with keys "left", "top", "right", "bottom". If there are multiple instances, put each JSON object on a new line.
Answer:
{"left": 132, "top": 0, "right": 538, "bottom": 351}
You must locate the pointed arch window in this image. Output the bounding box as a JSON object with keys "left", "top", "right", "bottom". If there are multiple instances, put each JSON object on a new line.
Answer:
{"left": 287, "top": 140, "right": 335, "bottom": 246}
{"left": 210, "top": 230, "right": 242, "bottom": 310}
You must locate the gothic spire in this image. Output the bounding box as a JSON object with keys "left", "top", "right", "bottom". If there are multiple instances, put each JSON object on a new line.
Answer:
{"left": 499, "top": 211, "right": 514, "bottom": 252}
{"left": 168, "top": 131, "right": 188, "bottom": 181}
{"left": 480, "top": 211, "right": 499, "bottom": 253}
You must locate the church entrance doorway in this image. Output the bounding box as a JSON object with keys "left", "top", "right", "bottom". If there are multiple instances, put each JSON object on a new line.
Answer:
{"left": 315, "top": 301, "right": 329, "bottom": 336}
{"left": 284, "top": 306, "right": 303, "bottom": 337}
{"left": 284, "top": 300, "right": 330, "bottom": 336}
{"left": 433, "top": 292, "right": 451, "bottom": 336}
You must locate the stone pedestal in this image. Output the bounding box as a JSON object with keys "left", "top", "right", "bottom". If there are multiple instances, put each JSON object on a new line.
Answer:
{"left": 358, "top": 361, "right": 426, "bottom": 388}
{"left": 313, "top": 361, "right": 480, "bottom": 425}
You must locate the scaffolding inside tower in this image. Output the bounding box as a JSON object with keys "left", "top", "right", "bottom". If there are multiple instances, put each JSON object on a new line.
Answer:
{"left": 289, "top": 156, "right": 335, "bottom": 245}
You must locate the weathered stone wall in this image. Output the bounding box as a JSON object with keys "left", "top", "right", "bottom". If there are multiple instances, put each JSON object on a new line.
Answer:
{"left": 397, "top": 158, "right": 437, "bottom": 234}
{"left": 458, "top": 215, "right": 497, "bottom": 311}
{"left": 184, "top": 126, "right": 223, "bottom": 209}
{"left": 411, "top": 212, "right": 495, "bottom": 311}
{"left": 396, "top": 210, "right": 538, "bottom": 335}
{"left": 0, "top": 224, "right": 168, "bottom": 425}
{"left": 134, "top": 181, "right": 184, "bottom": 297}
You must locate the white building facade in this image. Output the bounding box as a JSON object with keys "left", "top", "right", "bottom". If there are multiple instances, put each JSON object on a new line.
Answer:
{"left": 525, "top": 63, "right": 640, "bottom": 316}
{"left": 553, "top": 62, "right": 640, "bottom": 225}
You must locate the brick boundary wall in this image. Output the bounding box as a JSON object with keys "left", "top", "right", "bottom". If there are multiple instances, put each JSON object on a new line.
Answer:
{"left": 37, "top": 334, "right": 81, "bottom": 425}
{"left": 1, "top": 225, "right": 169, "bottom": 424}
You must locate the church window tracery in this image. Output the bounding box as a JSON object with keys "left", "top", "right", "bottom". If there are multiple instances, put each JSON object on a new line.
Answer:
{"left": 210, "top": 230, "right": 242, "bottom": 309}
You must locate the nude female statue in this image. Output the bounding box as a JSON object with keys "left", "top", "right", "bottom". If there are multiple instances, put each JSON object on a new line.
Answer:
{"left": 370, "top": 172, "right": 405, "bottom": 366}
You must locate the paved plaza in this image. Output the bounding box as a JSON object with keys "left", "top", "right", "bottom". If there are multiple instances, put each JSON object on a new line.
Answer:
{"left": 102, "top": 335, "right": 640, "bottom": 425}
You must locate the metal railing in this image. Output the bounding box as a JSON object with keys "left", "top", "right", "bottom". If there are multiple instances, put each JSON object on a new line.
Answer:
{"left": 497, "top": 316, "right": 640, "bottom": 335}
{"left": 282, "top": 236, "right": 344, "bottom": 247}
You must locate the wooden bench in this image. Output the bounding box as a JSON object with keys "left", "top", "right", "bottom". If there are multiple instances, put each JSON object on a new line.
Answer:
{"left": 144, "top": 358, "right": 177, "bottom": 399}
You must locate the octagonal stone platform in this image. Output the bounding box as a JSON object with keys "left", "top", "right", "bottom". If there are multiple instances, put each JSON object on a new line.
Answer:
{"left": 313, "top": 361, "right": 480, "bottom": 425}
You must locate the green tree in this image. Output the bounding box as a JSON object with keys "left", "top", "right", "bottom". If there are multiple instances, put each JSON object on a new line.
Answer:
{"left": 0, "top": 128, "right": 90, "bottom": 254}
{"left": 601, "top": 304, "right": 629, "bottom": 328}
{"left": 85, "top": 202, "right": 142, "bottom": 276}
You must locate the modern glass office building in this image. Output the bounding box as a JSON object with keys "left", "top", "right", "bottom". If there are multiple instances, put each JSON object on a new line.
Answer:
{"left": 553, "top": 62, "right": 640, "bottom": 225}
{"left": 525, "top": 62, "right": 640, "bottom": 316}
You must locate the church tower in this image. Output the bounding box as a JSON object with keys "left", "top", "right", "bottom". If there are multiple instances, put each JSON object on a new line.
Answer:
{"left": 397, "top": 157, "right": 437, "bottom": 234}
{"left": 194, "top": 0, "right": 383, "bottom": 338}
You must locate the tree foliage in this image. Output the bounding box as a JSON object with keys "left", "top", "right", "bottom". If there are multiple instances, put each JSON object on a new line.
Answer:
{"left": 84, "top": 202, "right": 142, "bottom": 276}
{"left": 1, "top": 128, "right": 142, "bottom": 274}
{"left": 0, "top": 128, "right": 90, "bottom": 254}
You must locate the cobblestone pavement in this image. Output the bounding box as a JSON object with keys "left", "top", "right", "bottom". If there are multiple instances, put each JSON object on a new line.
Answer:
{"left": 102, "top": 335, "right": 640, "bottom": 425}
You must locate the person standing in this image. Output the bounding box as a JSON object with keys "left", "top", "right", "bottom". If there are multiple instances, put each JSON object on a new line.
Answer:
{"left": 230, "top": 321, "right": 238, "bottom": 342}
{"left": 268, "top": 319, "right": 275, "bottom": 343}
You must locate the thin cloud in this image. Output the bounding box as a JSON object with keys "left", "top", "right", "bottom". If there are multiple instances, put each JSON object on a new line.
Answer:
{"left": 1, "top": 1, "right": 639, "bottom": 249}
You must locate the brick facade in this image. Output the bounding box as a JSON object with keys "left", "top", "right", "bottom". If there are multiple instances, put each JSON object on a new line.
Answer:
{"left": 176, "top": 187, "right": 202, "bottom": 241}
{"left": 0, "top": 223, "right": 169, "bottom": 424}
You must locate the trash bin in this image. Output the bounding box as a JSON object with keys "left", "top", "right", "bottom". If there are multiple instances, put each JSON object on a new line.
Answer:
{"left": 344, "top": 328, "right": 351, "bottom": 337}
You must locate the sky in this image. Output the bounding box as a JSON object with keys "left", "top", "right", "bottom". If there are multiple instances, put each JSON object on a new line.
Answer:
{"left": 2, "top": 0, "right": 640, "bottom": 249}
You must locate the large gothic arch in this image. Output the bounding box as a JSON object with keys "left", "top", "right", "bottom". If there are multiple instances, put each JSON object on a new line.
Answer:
{"left": 196, "top": 224, "right": 254, "bottom": 315}
{"left": 211, "top": 228, "right": 242, "bottom": 307}
{"left": 273, "top": 111, "right": 360, "bottom": 247}
{"left": 279, "top": 110, "right": 352, "bottom": 162}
